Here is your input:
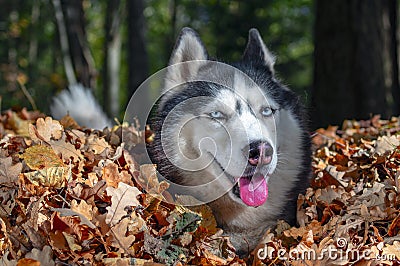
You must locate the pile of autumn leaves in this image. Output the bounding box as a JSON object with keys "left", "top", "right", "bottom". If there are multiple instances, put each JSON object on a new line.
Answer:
{"left": 0, "top": 110, "right": 400, "bottom": 265}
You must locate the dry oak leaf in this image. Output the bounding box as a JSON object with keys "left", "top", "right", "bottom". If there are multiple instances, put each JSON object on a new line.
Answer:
{"left": 388, "top": 214, "right": 400, "bottom": 237}
{"left": 8, "top": 111, "right": 31, "bottom": 137}
{"left": 0, "top": 156, "right": 22, "bottom": 186}
{"left": 382, "top": 241, "right": 400, "bottom": 260}
{"left": 0, "top": 252, "right": 17, "bottom": 266}
{"left": 86, "top": 134, "right": 110, "bottom": 154}
{"left": 374, "top": 135, "right": 400, "bottom": 155}
{"left": 139, "top": 164, "right": 172, "bottom": 201}
{"left": 20, "top": 144, "right": 65, "bottom": 170}
{"left": 52, "top": 208, "right": 96, "bottom": 229}
{"left": 106, "top": 182, "right": 142, "bottom": 226}
{"left": 59, "top": 114, "right": 81, "bottom": 129}
{"left": 70, "top": 199, "right": 95, "bottom": 223}
{"left": 23, "top": 166, "right": 69, "bottom": 188}
{"left": 109, "top": 217, "right": 136, "bottom": 255}
{"left": 62, "top": 231, "right": 82, "bottom": 252}
{"left": 29, "top": 117, "right": 63, "bottom": 142}
{"left": 102, "top": 161, "right": 133, "bottom": 188}
{"left": 24, "top": 245, "right": 55, "bottom": 266}
{"left": 283, "top": 220, "right": 323, "bottom": 239}
{"left": 102, "top": 258, "right": 162, "bottom": 266}
{"left": 50, "top": 135, "right": 84, "bottom": 162}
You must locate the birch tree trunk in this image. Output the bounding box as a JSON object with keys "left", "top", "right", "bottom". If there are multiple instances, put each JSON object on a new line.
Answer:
{"left": 103, "top": 0, "right": 122, "bottom": 117}
{"left": 52, "top": 0, "right": 77, "bottom": 85}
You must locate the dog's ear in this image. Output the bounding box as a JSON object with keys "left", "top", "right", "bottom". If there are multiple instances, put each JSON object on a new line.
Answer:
{"left": 163, "top": 28, "right": 208, "bottom": 94}
{"left": 242, "top": 29, "right": 275, "bottom": 74}
{"left": 169, "top": 27, "right": 208, "bottom": 65}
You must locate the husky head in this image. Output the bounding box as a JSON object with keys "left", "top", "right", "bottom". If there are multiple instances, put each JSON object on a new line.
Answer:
{"left": 148, "top": 28, "right": 309, "bottom": 209}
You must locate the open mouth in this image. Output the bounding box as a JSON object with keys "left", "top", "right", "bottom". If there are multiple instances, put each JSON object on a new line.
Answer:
{"left": 211, "top": 154, "right": 269, "bottom": 207}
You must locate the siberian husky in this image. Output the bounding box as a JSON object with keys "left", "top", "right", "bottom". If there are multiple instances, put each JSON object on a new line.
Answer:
{"left": 51, "top": 27, "right": 311, "bottom": 255}
{"left": 147, "top": 27, "right": 311, "bottom": 255}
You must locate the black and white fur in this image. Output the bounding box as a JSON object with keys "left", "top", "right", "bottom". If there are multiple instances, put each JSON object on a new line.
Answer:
{"left": 147, "top": 28, "right": 311, "bottom": 255}
{"left": 51, "top": 27, "right": 311, "bottom": 255}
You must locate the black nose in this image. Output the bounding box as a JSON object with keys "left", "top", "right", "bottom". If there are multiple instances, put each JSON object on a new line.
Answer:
{"left": 247, "top": 141, "right": 273, "bottom": 166}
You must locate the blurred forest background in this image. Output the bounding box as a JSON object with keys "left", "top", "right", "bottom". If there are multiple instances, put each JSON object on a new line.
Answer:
{"left": 0, "top": 0, "right": 398, "bottom": 128}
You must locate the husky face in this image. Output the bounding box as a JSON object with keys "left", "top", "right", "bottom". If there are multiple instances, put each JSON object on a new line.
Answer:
{"left": 147, "top": 27, "right": 311, "bottom": 254}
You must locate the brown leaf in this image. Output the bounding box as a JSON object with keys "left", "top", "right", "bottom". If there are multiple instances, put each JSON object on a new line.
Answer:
{"left": 25, "top": 246, "right": 55, "bottom": 266}
{"left": 52, "top": 208, "right": 96, "bottom": 229}
{"left": 8, "top": 111, "right": 31, "bottom": 137}
{"left": 0, "top": 157, "right": 22, "bottom": 186}
{"left": 109, "top": 218, "right": 136, "bottom": 255}
{"left": 106, "top": 182, "right": 142, "bottom": 225}
{"left": 388, "top": 214, "right": 400, "bottom": 237}
{"left": 70, "top": 199, "right": 94, "bottom": 222}
{"left": 29, "top": 117, "right": 63, "bottom": 142}
{"left": 139, "top": 164, "right": 173, "bottom": 202}
{"left": 188, "top": 203, "right": 218, "bottom": 235}
{"left": 283, "top": 220, "right": 323, "bottom": 240}
{"left": 62, "top": 232, "right": 82, "bottom": 252}
{"left": 382, "top": 241, "right": 400, "bottom": 260}
{"left": 86, "top": 134, "right": 110, "bottom": 155}
{"left": 59, "top": 114, "right": 81, "bottom": 129}
{"left": 16, "top": 259, "right": 40, "bottom": 266}
{"left": 50, "top": 135, "right": 83, "bottom": 162}
{"left": 102, "top": 161, "right": 133, "bottom": 188}
{"left": 374, "top": 135, "right": 399, "bottom": 155}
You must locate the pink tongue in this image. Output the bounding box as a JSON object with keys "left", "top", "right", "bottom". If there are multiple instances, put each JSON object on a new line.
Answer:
{"left": 239, "top": 174, "right": 268, "bottom": 207}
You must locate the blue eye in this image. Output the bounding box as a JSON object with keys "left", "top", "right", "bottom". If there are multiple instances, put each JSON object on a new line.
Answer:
{"left": 209, "top": 111, "right": 225, "bottom": 119}
{"left": 261, "top": 107, "right": 275, "bottom": 117}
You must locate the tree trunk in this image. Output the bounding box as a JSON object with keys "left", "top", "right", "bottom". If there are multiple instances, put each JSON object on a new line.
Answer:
{"left": 312, "top": 0, "right": 399, "bottom": 127}
{"left": 127, "top": 0, "right": 150, "bottom": 126}
{"left": 60, "top": 0, "right": 96, "bottom": 88}
{"left": 52, "top": 0, "right": 77, "bottom": 85}
{"left": 103, "top": 0, "right": 122, "bottom": 118}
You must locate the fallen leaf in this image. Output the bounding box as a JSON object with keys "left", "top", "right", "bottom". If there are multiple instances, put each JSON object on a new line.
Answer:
{"left": 20, "top": 144, "right": 65, "bottom": 170}
{"left": 23, "top": 166, "right": 69, "bottom": 187}
{"left": 109, "top": 218, "right": 135, "bottom": 255}
{"left": 52, "top": 208, "right": 96, "bottom": 229}
{"left": 106, "top": 182, "right": 142, "bottom": 225}
{"left": 35, "top": 117, "right": 63, "bottom": 141}
{"left": 0, "top": 157, "right": 22, "bottom": 186}
{"left": 25, "top": 246, "right": 55, "bottom": 266}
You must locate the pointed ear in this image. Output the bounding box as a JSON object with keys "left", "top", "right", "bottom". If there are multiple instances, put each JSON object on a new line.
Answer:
{"left": 163, "top": 28, "right": 208, "bottom": 94}
{"left": 242, "top": 29, "right": 275, "bottom": 74}
{"left": 169, "top": 27, "right": 208, "bottom": 65}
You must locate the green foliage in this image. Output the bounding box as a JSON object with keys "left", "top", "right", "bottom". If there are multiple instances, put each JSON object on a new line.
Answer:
{"left": 145, "top": 0, "right": 314, "bottom": 97}
{"left": 0, "top": 0, "right": 314, "bottom": 112}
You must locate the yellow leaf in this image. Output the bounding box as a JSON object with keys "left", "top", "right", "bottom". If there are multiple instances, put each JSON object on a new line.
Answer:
{"left": 187, "top": 203, "right": 218, "bottom": 234}
{"left": 8, "top": 111, "right": 31, "bottom": 137}
{"left": 20, "top": 145, "right": 65, "bottom": 170}
{"left": 24, "top": 166, "right": 69, "bottom": 187}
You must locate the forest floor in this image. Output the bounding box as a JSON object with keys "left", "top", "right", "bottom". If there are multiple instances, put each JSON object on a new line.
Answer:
{"left": 0, "top": 110, "right": 400, "bottom": 265}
